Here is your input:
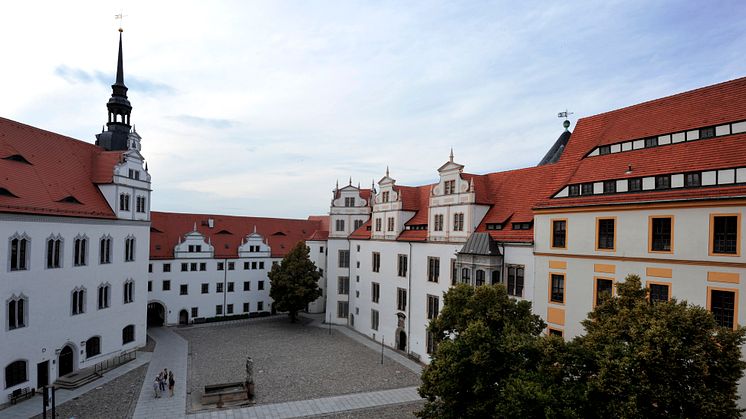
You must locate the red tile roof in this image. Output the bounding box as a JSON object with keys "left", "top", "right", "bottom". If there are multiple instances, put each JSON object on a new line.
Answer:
{"left": 349, "top": 219, "right": 372, "bottom": 240}
{"left": 307, "top": 230, "right": 329, "bottom": 241}
{"left": 537, "top": 76, "right": 746, "bottom": 208}
{"left": 0, "top": 117, "right": 121, "bottom": 219}
{"left": 150, "top": 211, "right": 326, "bottom": 259}
{"left": 403, "top": 185, "right": 433, "bottom": 226}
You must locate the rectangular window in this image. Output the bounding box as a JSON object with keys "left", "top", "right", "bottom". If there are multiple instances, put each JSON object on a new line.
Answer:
{"left": 387, "top": 217, "right": 395, "bottom": 232}
{"left": 201, "top": 283, "right": 209, "bottom": 294}
{"left": 252, "top": 261, "right": 257, "bottom": 269}
{"left": 427, "top": 257, "right": 440, "bottom": 282}
{"left": 648, "top": 283, "right": 670, "bottom": 303}
{"left": 258, "top": 281, "right": 264, "bottom": 290}
{"left": 375, "top": 218, "right": 382, "bottom": 232}
{"left": 700, "top": 126, "right": 716, "bottom": 139}
{"left": 259, "top": 261, "right": 264, "bottom": 269}
{"left": 216, "top": 283, "right": 224, "bottom": 293}
{"left": 650, "top": 216, "right": 673, "bottom": 252}
{"left": 371, "top": 282, "right": 380, "bottom": 303}
{"left": 257, "top": 301, "right": 264, "bottom": 311}
{"left": 99, "top": 238, "right": 111, "bottom": 264}
{"left": 568, "top": 184, "right": 580, "bottom": 196}
{"left": 453, "top": 213, "right": 465, "bottom": 231}
{"left": 344, "top": 197, "right": 355, "bottom": 207}
{"left": 685, "top": 172, "right": 701, "bottom": 187}
{"left": 655, "top": 175, "right": 671, "bottom": 190}
{"left": 371, "top": 309, "right": 379, "bottom": 330}
{"left": 382, "top": 191, "right": 390, "bottom": 202}
{"left": 712, "top": 215, "right": 740, "bottom": 255}
{"left": 337, "top": 276, "right": 349, "bottom": 295}
{"left": 162, "top": 280, "right": 171, "bottom": 291}
{"left": 228, "top": 262, "right": 235, "bottom": 270}
{"left": 148, "top": 263, "right": 153, "bottom": 273}
{"left": 598, "top": 145, "right": 611, "bottom": 155}
{"left": 372, "top": 252, "right": 380, "bottom": 273}
{"left": 548, "top": 328, "right": 563, "bottom": 337}
{"left": 337, "top": 301, "right": 349, "bottom": 318}
{"left": 217, "top": 262, "right": 224, "bottom": 270}
{"left": 397, "top": 254, "right": 407, "bottom": 277}
{"left": 427, "top": 295, "right": 440, "bottom": 320}
{"left": 506, "top": 265, "right": 525, "bottom": 297}
{"left": 181, "top": 263, "right": 188, "bottom": 272}
{"left": 397, "top": 288, "right": 407, "bottom": 311}
{"left": 354, "top": 219, "right": 363, "bottom": 230}
{"left": 433, "top": 214, "right": 443, "bottom": 231}
{"left": 200, "top": 262, "right": 206, "bottom": 271}
{"left": 551, "top": 219, "right": 567, "bottom": 249}
{"left": 338, "top": 250, "right": 350, "bottom": 268}
{"left": 148, "top": 281, "right": 152, "bottom": 292}
{"left": 596, "top": 218, "right": 616, "bottom": 251}
{"left": 426, "top": 331, "right": 436, "bottom": 354}
{"left": 336, "top": 219, "right": 345, "bottom": 232}
{"left": 581, "top": 183, "right": 594, "bottom": 195}
{"left": 243, "top": 281, "right": 251, "bottom": 291}
{"left": 444, "top": 180, "right": 456, "bottom": 195}
{"left": 190, "top": 262, "right": 197, "bottom": 271}
{"left": 191, "top": 307, "right": 198, "bottom": 317}
{"left": 644, "top": 137, "right": 658, "bottom": 148}
{"left": 550, "top": 273, "right": 565, "bottom": 304}
{"left": 216, "top": 305, "right": 223, "bottom": 315}
{"left": 180, "top": 284, "right": 188, "bottom": 295}
{"left": 603, "top": 180, "right": 616, "bottom": 194}
{"left": 628, "top": 178, "right": 642, "bottom": 192}
{"left": 244, "top": 261, "right": 250, "bottom": 270}
{"left": 163, "top": 263, "right": 171, "bottom": 272}
{"left": 227, "top": 304, "right": 234, "bottom": 314}
{"left": 228, "top": 282, "right": 235, "bottom": 292}
{"left": 594, "top": 278, "right": 613, "bottom": 307}
{"left": 243, "top": 302, "right": 250, "bottom": 313}
{"left": 710, "top": 288, "right": 737, "bottom": 329}
{"left": 451, "top": 258, "right": 457, "bottom": 286}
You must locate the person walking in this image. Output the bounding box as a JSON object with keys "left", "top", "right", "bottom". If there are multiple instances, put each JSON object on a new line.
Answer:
{"left": 159, "top": 370, "right": 167, "bottom": 393}
{"left": 168, "top": 371, "right": 175, "bottom": 397}
{"left": 153, "top": 375, "right": 161, "bottom": 398}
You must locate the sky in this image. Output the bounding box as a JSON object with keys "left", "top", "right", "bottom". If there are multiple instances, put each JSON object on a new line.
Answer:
{"left": 1, "top": 1, "right": 745, "bottom": 218}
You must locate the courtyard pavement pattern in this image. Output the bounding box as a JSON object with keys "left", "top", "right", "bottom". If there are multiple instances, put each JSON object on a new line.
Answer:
{"left": 0, "top": 351, "right": 151, "bottom": 419}
{"left": 132, "top": 316, "right": 423, "bottom": 418}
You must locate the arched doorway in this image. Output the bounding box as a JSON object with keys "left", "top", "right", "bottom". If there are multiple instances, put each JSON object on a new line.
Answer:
{"left": 58, "top": 345, "right": 74, "bottom": 377}
{"left": 147, "top": 302, "right": 166, "bottom": 327}
{"left": 179, "top": 309, "right": 188, "bottom": 325}
{"left": 398, "top": 330, "right": 407, "bottom": 351}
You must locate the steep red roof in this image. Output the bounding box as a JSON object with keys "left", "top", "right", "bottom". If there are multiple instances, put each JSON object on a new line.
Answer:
{"left": 307, "top": 230, "right": 329, "bottom": 241}
{"left": 0, "top": 117, "right": 120, "bottom": 219}
{"left": 349, "top": 219, "right": 372, "bottom": 240}
{"left": 403, "top": 185, "right": 433, "bottom": 226}
{"left": 307, "top": 215, "right": 330, "bottom": 232}
{"left": 150, "top": 211, "right": 325, "bottom": 259}
{"left": 537, "top": 76, "right": 746, "bottom": 208}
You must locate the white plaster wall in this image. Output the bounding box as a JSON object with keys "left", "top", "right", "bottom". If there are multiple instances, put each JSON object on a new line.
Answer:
{"left": 306, "top": 240, "right": 328, "bottom": 313}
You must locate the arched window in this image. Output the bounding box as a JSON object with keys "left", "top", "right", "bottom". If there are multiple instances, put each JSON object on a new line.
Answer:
{"left": 99, "top": 235, "right": 112, "bottom": 264}
{"left": 9, "top": 234, "right": 30, "bottom": 271}
{"left": 85, "top": 336, "right": 101, "bottom": 358}
{"left": 475, "top": 270, "right": 485, "bottom": 286}
{"left": 72, "top": 287, "right": 86, "bottom": 315}
{"left": 7, "top": 295, "right": 27, "bottom": 330}
{"left": 123, "top": 280, "right": 134, "bottom": 304}
{"left": 124, "top": 236, "right": 136, "bottom": 262}
{"left": 97, "top": 284, "right": 111, "bottom": 309}
{"left": 122, "top": 325, "right": 135, "bottom": 345}
{"left": 461, "top": 267, "right": 470, "bottom": 284}
{"left": 5, "top": 360, "right": 27, "bottom": 388}
{"left": 46, "top": 235, "right": 63, "bottom": 269}
{"left": 73, "top": 235, "right": 88, "bottom": 266}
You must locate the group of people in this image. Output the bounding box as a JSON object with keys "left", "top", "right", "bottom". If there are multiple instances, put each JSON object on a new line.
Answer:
{"left": 153, "top": 368, "right": 175, "bottom": 398}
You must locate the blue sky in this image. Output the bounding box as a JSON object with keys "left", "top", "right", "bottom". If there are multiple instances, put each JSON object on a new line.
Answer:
{"left": 1, "top": 1, "right": 745, "bottom": 218}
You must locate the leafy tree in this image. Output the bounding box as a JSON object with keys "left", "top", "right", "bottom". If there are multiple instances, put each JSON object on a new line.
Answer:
{"left": 417, "top": 284, "right": 546, "bottom": 419}
{"left": 577, "top": 274, "right": 746, "bottom": 418}
{"left": 268, "top": 241, "right": 322, "bottom": 323}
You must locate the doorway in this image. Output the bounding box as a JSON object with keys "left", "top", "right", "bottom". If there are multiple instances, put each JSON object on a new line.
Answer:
{"left": 147, "top": 302, "right": 166, "bottom": 327}
{"left": 58, "top": 345, "right": 74, "bottom": 377}
{"left": 398, "top": 330, "right": 407, "bottom": 351}
{"left": 37, "top": 361, "right": 49, "bottom": 388}
{"left": 179, "top": 309, "right": 188, "bottom": 325}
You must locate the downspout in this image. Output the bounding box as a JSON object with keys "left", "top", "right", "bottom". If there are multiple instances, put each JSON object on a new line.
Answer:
{"left": 407, "top": 241, "right": 412, "bottom": 354}
{"left": 223, "top": 257, "right": 228, "bottom": 317}
{"left": 500, "top": 242, "right": 506, "bottom": 286}
{"left": 347, "top": 237, "right": 351, "bottom": 327}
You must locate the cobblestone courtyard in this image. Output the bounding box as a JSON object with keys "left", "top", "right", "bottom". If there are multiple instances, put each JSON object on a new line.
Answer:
{"left": 176, "top": 318, "right": 421, "bottom": 413}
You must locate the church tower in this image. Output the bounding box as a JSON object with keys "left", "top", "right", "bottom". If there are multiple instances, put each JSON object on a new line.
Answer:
{"left": 95, "top": 29, "right": 133, "bottom": 151}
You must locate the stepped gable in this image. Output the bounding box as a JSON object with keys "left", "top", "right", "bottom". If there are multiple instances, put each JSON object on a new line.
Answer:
{"left": 537, "top": 76, "right": 746, "bottom": 209}
{"left": 150, "top": 211, "right": 326, "bottom": 259}
{"left": 0, "top": 117, "right": 122, "bottom": 219}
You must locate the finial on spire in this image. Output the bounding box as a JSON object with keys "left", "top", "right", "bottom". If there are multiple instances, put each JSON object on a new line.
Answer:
{"left": 193, "top": 222, "right": 197, "bottom": 232}
{"left": 385, "top": 166, "right": 389, "bottom": 177}
{"left": 349, "top": 177, "right": 352, "bottom": 186}
{"left": 558, "top": 109, "right": 574, "bottom": 132}
{"left": 335, "top": 179, "right": 339, "bottom": 191}
{"left": 449, "top": 148, "right": 454, "bottom": 162}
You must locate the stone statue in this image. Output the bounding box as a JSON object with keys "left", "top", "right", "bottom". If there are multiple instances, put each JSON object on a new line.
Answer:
{"left": 245, "top": 357, "right": 254, "bottom": 384}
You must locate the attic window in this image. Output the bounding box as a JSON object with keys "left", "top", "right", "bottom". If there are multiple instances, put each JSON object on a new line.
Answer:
{"left": 3, "top": 154, "right": 31, "bottom": 164}
{"left": 486, "top": 223, "right": 503, "bottom": 230}
{"left": 408, "top": 225, "right": 427, "bottom": 231}
{"left": 0, "top": 187, "right": 18, "bottom": 198}
{"left": 512, "top": 222, "right": 532, "bottom": 230}
{"left": 57, "top": 196, "right": 82, "bottom": 204}
{"left": 216, "top": 230, "right": 233, "bottom": 235}
{"left": 272, "top": 231, "right": 287, "bottom": 236}
{"left": 150, "top": 227, "right": 163, "bottom": 233}
{"left": 155, "top": 244, "right": 162, "bottom": 250}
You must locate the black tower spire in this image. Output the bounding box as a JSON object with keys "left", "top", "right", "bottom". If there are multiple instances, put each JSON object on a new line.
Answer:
{"left": 96, "top": 29, "right": 133, "bottom": 151}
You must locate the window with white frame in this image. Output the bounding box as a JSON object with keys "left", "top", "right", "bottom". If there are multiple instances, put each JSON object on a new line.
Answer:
{"left": 397, "top": 254, "right": 407, "bottom": 277}
{"left": 427, "top": 294, "right": 439, "bottom": 320}
{"left": 453, "top": 213, "right": 464, "bottom": 231}
{"left": 99, "top": 235, "right": 112, "bottom": 264}
{"left": 119, "top": 193, "right": 130, "bottom": 211}
{"left": 72, "top": 287, "right": 86, "bottom": 315}
{"left": 46, "top": 235, "right": 63, "bottom": 269}
{"left": 136, "top": 196, "right": 147, "bottom": 213}
{"left": 73, "top": 235, "right": 88, "bottom": 266}
{"left": 371, "top": 282, "right": 380, "bottom": 303}
{"left": 337, "top": 276, "right": 350, "bottom": 295}
{"left": 125, "top": 236, "right": 136, "bottom": 262}
{"left": 7, "top": 294, "right": 27, "bottom": 329}
{"left": 123, "top": 280, "right": 135, "bottom": 304}
{"left": 444, "top": 179, "right": 456, "bottom": 195}
{"left": 371, "top": 309, "right": 379, "bottom": 330}
{"left": 434, "top": 214, "right": 443, "bottom": 231}
{"left": 375, "top": 218, "right": 382, "bottom": 232}
{"left": 428, "top": 257, "right": 439, "bottom": 282}
{"left": 97, "top": 283, "right": 111, "bottom": 309}
{"left": 336, "top": 219, "right": 345, "bottom": 232}
{"left": 9, "top": 234, "right": 30, "bottom": 271}
{"left": 387, "top": 217, "right": 395, "bottom": 232}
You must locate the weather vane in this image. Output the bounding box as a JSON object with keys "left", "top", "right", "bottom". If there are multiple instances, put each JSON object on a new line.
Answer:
{"left": 115, "top": 10, "right": 127, "bottom": 32}
{"left": 558, "top": 108, "right": 574, "bottom": 131}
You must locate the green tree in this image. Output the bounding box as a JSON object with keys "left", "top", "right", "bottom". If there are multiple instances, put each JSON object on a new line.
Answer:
{"left": 268, "top": 241, "right": 322, "bottom": 323}
{"left": 417, "top": 284, "right": 546, "bottom": 419}
{"left": 577, "top": 274, "right": 746, "bottom": 418}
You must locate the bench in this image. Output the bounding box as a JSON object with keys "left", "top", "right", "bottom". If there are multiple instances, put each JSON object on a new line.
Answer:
{"left": 8, "top": 387, "right": 34, "bottom": 405}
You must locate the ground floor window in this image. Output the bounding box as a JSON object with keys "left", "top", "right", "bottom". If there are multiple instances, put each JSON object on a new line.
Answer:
{"left": 122, "top": 325, "right": 135, "bottom": 344}
{"left": 426, "top": 331, "right": 437, "bottom": 355}
{"left": 4, "top": 360, "right": 27, "bottom": 388}
{"left": 86, "top": 336, "right": 101, "bottom": 358}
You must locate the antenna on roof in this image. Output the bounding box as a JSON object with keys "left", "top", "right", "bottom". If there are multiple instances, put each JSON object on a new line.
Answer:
{"left": 558, "top": 109, "right": 574, "bottom": 132}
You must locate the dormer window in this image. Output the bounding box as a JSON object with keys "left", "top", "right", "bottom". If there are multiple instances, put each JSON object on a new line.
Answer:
{"left": 598, "top": 145, "right": 611, "bottom": 155}
{"left": 344, "top": 197, "right": 355, "bottom": 207}
{"left": 486, "top": 223, "right": 503, "bottom": 230}
{"left": 444, "top": 180, "right": 456, "bottom": 195}
{"left": 581, "top": 183, "right": 594, "bottom": 195}
{"left": 3, "top": 154, "right": 32, "bottom": 164}
{"left": 628, "top": 178, "right": 642, "bottom": 192}
{"left": 644, "top": 137, "right": 658, "bottom": 148}
{"left": 684, "top": 172, "right": 701, "bottom": 187}
{"left": 58, "top": 196, "right": 82, "bottom": 204}
{"left": 568, "top": 185, "right": 580, "bottom": 197}
{"left": 0, "top": 187, "right": 18, "bottom": 198}
{"left": 382, "top": 191, "right": 389, "bottom": 202}
{"left": 655, "top": 175, "right": 671, "bottom": 190}
{"left": 603, "top": 180, "right": 616, "bottom": 194}
{"left": 700, "top": 126, "right": 715, "bottom": 139}
{"left": 512, "top": 222, "right": 532, "bottom": 230}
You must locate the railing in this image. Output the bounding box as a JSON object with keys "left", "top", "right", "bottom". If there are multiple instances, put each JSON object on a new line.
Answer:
{"left": 94, "top": 349, "right": 137, "bottom": 374}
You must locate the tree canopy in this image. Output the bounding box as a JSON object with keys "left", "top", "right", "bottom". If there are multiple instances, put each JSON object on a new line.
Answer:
{"left": 267, "top": 241, "right": 322, "bottom": 323}
{"left": 417, "top": 275, "right": 746, "bottom": 419}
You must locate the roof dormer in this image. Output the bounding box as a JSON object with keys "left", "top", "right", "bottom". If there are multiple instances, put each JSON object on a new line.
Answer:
{"left": 238, "top": 226, "right": 271, "bottom": 257}
{"left": 174, "top": 223, "right": 214, "bottom": 258}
